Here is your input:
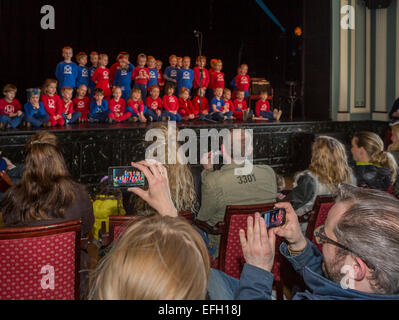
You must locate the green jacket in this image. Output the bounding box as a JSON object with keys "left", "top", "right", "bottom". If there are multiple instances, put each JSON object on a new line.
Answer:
{"left": 197, "top": 163, "right": 277, "bottom": 256}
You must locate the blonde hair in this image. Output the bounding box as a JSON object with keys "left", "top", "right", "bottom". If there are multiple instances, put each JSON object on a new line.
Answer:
{"left": 130, "top": 124, "right": 198, "bottom": 215}
{"left": 88, "top": 215, "right": 210, "bottom": 300}
{"left": 354, "top": 131, "right": 398, "bottom": 183}
{"left": 308, "top": 136, "right": 353, "bottom": 187}
{"left": 388, "top": 125, "right": 399, "bottom": 152}
{"left": 99, "top": 54, "right": 108, "bottom": 60}
{"left": 42, "top": 78, "right": 58, "bottom": 94}
{"left": 3, "top": 84, "right": 17, "bottom": 94}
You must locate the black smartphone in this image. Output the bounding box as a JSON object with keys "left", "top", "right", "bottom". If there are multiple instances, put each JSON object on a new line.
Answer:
{"left": 261, "top": 208, "right": 286, "bottom": 229}
{"left": 108, "top": 167, "right": 146, "bottom": 189}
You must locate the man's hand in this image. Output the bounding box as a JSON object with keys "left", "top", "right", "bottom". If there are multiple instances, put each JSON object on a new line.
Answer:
{"left": 240, "top": 213, "right": 276, "bottom": 272}
{"left": 273, "top": 202, "right": 307, "bottom": 251}
{"left": 128, "top": 160, "right": 178, "bottom": 217}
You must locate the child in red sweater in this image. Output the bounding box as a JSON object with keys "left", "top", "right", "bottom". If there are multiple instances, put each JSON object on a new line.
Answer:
{"left": 145, "top": 85, "right": 163, "bottom": 122}
{"left": 108, "top": 86, "right": 131, "bottom": 123}
{"left": 132, "top": 53, "right": 150, "bottom": 101}
{"left": 193, "top": 87, "right": 209, "bottom": 121}
{"left": 208, "top": 60, "right": 225, "bottom": 102}
{"left": 0, "top": 84, "right": 23, "bottom": 129}
{"left": 60, "top": 87, "right": 81, "bottom": 124}
{"left": 233, "top": 90, "right": 253, "bottom": 121}
{"left": 235, "top": 64, "right": 251, "bottom": 100}
{"left": 92, "top": 54, "right": 111, "bottom": 100}
{"left": 73, "top": 84, "right": 90, "bottom": 122}
{"left": 193, "top": 56, "right": 210, "bottom": 92}
{"left": 223, "top": 88, "right": 236, "bottom": 120}
{"left": 162, "top": 83, "right": 181, "bottom": 122}
{"left": 255, "top": 90, "right": 282, "bottom": 121}
{"left": 156, "top": 60, "right": 165, "bottom": 93}
{"left": 178, "top": 88, "right": 197, "bottom": 121}
{"left": 41, "top": 78, "right": 64, "bottom": 127}
{"left": 127, "top": 88, "right": 147, "bottom": 123}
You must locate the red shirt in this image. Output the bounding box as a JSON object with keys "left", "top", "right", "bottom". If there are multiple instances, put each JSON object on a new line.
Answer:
{"left": 146, "top": 96, "right": 163, "bottom": 111}
{"left": 127, "top": 99, "right": 145, "bottom": 114}
{"left": 41, "top": 94, "right": 63, "bottom": 116}
{"left": 109, "top": 98, "right": 126, "bottom": 114}
{"left": 92, "top": 67, "right": 111, "bottom": 94}
{"left": 157, "top": 70, "right": 165, "bottom": 87}
{"left": 73, "top": 97, "right": 90, "bottom": 115}
{"left": 223, "top": 99, "right": 235, "bottom": 112}
{"left": 178, "top": 98, "right": 197, "bottom": 116}
{"left": 0, "top": 98, "right": 21, "bottom": 116}
{"left": 233, "top": 99, "right": 248, "bottom": 118}
{"left": 132, "top": 67, "right": 150, "bottom": 85}
{"left": 236, "top": 74, "right": 250, "bottom": 91}
{"left": 60, "top": 100, "right": 74, "bottom": 115}
{"left": 209, "top": 72, "right": 225, "bottom": 90}
{"left": 162, "top": 95, "right": 179, "bottom": 112}
{"left": 255, "top": 99, "right": 271, "bottom": 117}
{"left": 109, "top": 62, "right": 120, "bottom": 87}
{"left": 193, "top": 67, "right": 210, "bottom": 89}
{"left": 192, "top": 96, "right": 209, "bottom": 114}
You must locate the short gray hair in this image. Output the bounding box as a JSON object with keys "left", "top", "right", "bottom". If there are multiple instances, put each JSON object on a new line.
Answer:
{"left": 334, "top": 184, "right": 399, "bottom": 294}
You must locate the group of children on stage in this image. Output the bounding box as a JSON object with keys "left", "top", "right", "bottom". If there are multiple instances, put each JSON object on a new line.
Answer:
{"left": 0, "top": 47, "right": 282, "bottom": 129}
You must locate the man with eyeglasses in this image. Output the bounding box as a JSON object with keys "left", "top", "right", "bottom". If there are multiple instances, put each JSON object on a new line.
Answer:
{"left": 207, "top": 183, "right": 399, "bottom": 300}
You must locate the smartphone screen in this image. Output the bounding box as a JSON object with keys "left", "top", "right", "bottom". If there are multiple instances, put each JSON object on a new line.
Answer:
{"left": 261, "top": 209, "right": 286, "bottom": 229}
{"left": 109, "top": 167, "right": 145, "bottom": 188}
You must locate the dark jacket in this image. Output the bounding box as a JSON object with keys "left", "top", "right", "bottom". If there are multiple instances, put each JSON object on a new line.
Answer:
{"left": 235, "top": 239, "right": 399, "bottom": 300}
{"left": 389, "top": 98, "right": 399, "bottom": 120}
{"left": 354, "top": 163, "right": 392, "bottom": 191}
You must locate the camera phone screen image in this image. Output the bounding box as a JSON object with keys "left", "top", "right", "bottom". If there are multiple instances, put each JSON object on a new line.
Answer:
{"left": 112, "top": 168, "right": 145, "bottom": 188}
{"left": 264, "top": 209, "right": 284, "bottom": 229}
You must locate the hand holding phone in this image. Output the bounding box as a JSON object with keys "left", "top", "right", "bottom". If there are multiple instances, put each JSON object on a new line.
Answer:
{"left": 261, "top": 208, "right": 286, "bottom": 229}
{"left": 108, "top": 166, "right": 146, "bottom": 189}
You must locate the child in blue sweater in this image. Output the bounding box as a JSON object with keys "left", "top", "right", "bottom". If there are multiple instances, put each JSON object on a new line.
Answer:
{"left": 23, "top": 89, "right": 50, "bottom": 128}
{"left": 76, "top": 52, "right": 90, "bottom": 89}
{"left": 177, "top": 56, "right": 194, "bottom": 95}
{"left": 113, "top": 57, "right": 134, "bottom": 103}
{"left": 55, "top": 46, "right": 78, "bottom": 91}
{"left": 88, "top": 88, "right": 110, "bottom": 123}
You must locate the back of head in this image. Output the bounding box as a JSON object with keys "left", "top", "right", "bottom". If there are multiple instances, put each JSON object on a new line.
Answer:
{"left": 89, "top": 215, "right": 210, "bottom": 300}
{"left": 354, "top": 131, "right": 398, "bottom": 183}
{"left": 335, "top": 184, "right": 399, "bottom": 294}
{"left": 309, "top": 136, "right": 353, "bottom": 188}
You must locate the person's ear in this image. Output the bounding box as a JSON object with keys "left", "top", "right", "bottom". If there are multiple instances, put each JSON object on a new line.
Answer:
{"left": 352, "top": 257, "right": 368, "bottom": 281}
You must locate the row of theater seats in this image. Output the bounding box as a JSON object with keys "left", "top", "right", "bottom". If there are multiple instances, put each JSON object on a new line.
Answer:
{"left": 0, "top": 195, "right": 334, "bottom": 300}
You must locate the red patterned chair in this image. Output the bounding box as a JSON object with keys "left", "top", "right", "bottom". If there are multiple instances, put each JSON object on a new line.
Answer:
{"left": 100, "top": 212, "right": 194, "bottom": 247}
{"left": 305, "top": 195, "right": 336, "bottom": 252}
{"left": 0, "top": 220, "right": 82, "bottom": 300}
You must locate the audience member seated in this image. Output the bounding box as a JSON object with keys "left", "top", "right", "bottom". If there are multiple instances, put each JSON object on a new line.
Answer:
{"left": 207, "top": 184, "right": 399, "bottom": 300}
{"left": 282, "top": 136, "right": 355, "bottom": 231}
{"left": 128, "top": 124, "right": 199, "bottom": 216}
{"left": 351, "top": 131, "right": 398, "bottom": 191}
{"left": 89, "top": 160, "right": 210, "bottom": 300}
{"left": 0, "top": 132, "right": 94, "bottom": 299}
{"left": 389, "top": 97, "right": 399, "bottom": 122}
{"left": 388, "top": 123, "right": 399, "bottom": 197}
{"left": 197, "top": 129, "right": 277, "bottom": 258}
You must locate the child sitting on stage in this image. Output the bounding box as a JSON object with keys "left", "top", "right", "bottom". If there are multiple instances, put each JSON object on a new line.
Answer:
{"left": 147, "top": 56, "right": 159, "bottom": 92}
{"left": 255, "top": 90, "right": 282, "bottom": 121}
{"left": 223, "top": 88, "right": 235, "bottom": 120}
{"left": 0, "top": 84, "right": 24, "bottom": 130}
{"left": 126, "top": 88, "right": 147, "bottom": 123}
{"left": 88, "top": 88, "right": 110, "bottom": 123}
{"left": 235, "top": 64, "right": 251, "bottom": 100}
{"left": 88, "top": 51, "right": 99, "bottom": 98}
{"left": 60, "top": 87, "right": 81, "bottom": 125}
{"left": 156, "top": 60, "right": 165, "bottom": 92}
{"left": 210, "top": 87, "right": 232, "bottom": 121}
{"left": 132, "top": 53, "right": 150, "bottom": 101}
{"left": 41, "top": 78, "right": 64, "bottom": 127}
{"left": 113, "top": 54, "right": 134, "bottom": 103}
{"left": 56, "top": 46, "right": 78, "bottom": 92}
{"left": 76, "top": 52, "right": 90, "bottom": 89}
{"left": 162, "top": 83, "right": 181, "bottom": 122}
{"left": 92, "top": 54, "right": 111, "bottom": 100}
{"left": 193, "top": 56, "right": 210, "bottom": 93}
{"left": 178, "top": 88, "right": 197, "bottom": 121}
{"left": 193, "top": 87, "right": 209, "bottom": 121}
{"left": 145, "top": 85, "right": 163, "bottom": 122}
{"left": 233, "top": 90, "right": 253, "bottom": 121}
{"left": 177, "top": 57, "right": 194, "bottom": 95}
{"left": 73, "top": 84, "right": 91, "bottom": 122}
{"left": 107, "top": 86, "right": 131, "bottom": 124}
{"left": 24, "top": 88, "right": 50, "bottom": 128}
